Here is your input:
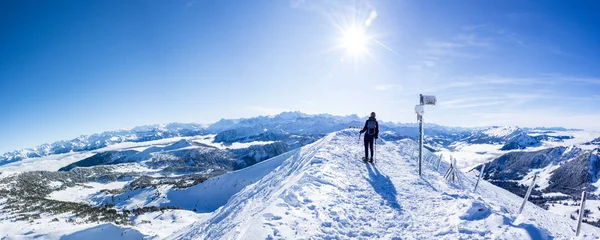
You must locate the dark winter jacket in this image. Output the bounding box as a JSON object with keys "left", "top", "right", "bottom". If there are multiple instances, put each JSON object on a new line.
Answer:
{"left": 360, "top": 117, "right": 379, "bottom": 138}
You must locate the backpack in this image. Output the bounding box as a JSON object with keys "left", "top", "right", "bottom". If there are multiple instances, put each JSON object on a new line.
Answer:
{"left": 366, "top": 120, "right": 377, "bottom": 135}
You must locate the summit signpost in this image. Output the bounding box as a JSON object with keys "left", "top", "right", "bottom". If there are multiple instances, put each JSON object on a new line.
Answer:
{"left": 415, "top": 94, "right": 436, "bottom": 176}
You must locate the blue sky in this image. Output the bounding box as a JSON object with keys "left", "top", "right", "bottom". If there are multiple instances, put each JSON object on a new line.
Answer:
{"left": 1, "top": 0, "right": 599, "bottom": 153}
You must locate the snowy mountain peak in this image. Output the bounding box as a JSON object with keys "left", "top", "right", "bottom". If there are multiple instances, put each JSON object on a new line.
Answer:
{"left": 163, "top": 139, "right": 194, "bottom": 151}
{"left": 482, "top": 126, "right": 523, "bottom": 138}
{"left": 273, "top": 111, "right": 308, "bottom": 120}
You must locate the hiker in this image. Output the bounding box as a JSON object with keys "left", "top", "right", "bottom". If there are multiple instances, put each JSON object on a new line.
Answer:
{"left": 360, "top": 112, "right": 379, "bottom": 163}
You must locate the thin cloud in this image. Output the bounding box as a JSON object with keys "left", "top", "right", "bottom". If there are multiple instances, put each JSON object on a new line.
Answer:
{"left": 421, "top": 60, "right": 435, "bottom": 67}
{"left": 373, "top": 84, "right": 398, "bottom": 91}
{"left": 422, "top": 39, "right": 479, "bottom": 58}
{"left": 421, "top": 26, "right": 530, "bottom": 60}
{"left": 542, "top": 74, "right": 600, "bottom": 85}
{"left": 487, "top": 28, "right": 525, "bottom": 47}
{"left": 425, "top": 40, "right": 465, "bottom": 49}
{"left": 441, "top": 96, "right": 510, "bottom": 109}
{"left": 463, "top": 111, "right": 600, "bottom": 131}
{"left": 408, "top": 60, "right": 435, "bottom": 70}
{"left": 443, "top": 101, "right": 506, "bottom": 109}
{"left": 408, "top": 65, "right": 423, "bottom": 70}
{"left": 550, "top": 47, "right": 575, "bottom": 57}
{"left": 461, "top": 24, "right": 487, "bottom": 31}
{"left": 453, "top": 34, "right": 492, "bottom": 47}
{"left": 427, "top": 75, "right": 548, "bottom": 92}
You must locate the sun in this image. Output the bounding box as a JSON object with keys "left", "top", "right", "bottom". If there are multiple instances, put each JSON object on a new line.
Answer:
{"left": 340, "top": 26, "right": 369, "bottom": 56}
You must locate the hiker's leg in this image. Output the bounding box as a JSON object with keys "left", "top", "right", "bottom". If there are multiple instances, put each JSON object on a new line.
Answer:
{"left": 364, "top": 137, "right": 369, "bottom": 160}
{"left": 369, "top": 138, "right": 374, "bottom": 159}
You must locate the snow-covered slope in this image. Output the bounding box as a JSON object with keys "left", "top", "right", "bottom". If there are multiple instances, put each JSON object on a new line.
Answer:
{"left": 83, "top": 149, "right": 300, "bottom": 213}
{"left": 169, "top": 130, "right": 600, "bottom": 239}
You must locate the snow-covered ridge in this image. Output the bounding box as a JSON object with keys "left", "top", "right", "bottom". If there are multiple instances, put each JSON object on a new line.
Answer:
{"left": 168, "top": 130, "right": 600, "bottom": 239}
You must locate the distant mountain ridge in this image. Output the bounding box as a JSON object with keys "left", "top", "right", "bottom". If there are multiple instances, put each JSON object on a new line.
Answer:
{"left": 0, "top": 123, "right": 207, "bottom": 166}
{"left": 0, "top": 111, "right": 584, "bottom": 166}
{"left": 0, "top": 112, "right": 396, "bottom": 165}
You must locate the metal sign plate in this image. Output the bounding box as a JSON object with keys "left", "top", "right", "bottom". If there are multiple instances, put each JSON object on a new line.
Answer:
{"left": 420, "top": 95, "right": 437, "bottom": 105}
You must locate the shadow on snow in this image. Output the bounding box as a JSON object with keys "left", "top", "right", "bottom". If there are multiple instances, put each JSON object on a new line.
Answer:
{"left": 365, "top": 163, "right": 402, "bottom": 212}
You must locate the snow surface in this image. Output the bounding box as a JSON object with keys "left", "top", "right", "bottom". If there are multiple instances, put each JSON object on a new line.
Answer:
{"left": 168, "top": 130, "right": 600, "bottom": 239}
{"left": 1, "top": 190, "right": 209, "bottom": 239}
{"left": 192, "top": 134, "right": 276, "bottom": 150}
{"left": 60, "top": 223, "right": 145, "bottom": 240}
{"left": 132, "top": 210, "right": 211, "bottom": 238}
{"left": 548, "top": 199, "right": 600, "bottom": 223}
{"left": 87, "top": 148, "right": 299, "bottom": 212}
{"left": 517, "top": 164, "right": 562, "bottom": 192}
{"left": 0, "top": 151, "right": 95, "bottom": 173}
{"left": 0, "top": 211, "right": 143, "bottom": 240}
{"left": 439, "top": 142, "right": 504, "bottom": 170}
{"left": 483, "top": 126, "right": 520, "bottom": 138}
{"left": 539, "top": 130, "right": 600, "bottom": 150}
{"left": 48, "top": 181, "right": 130, "bottom": 204}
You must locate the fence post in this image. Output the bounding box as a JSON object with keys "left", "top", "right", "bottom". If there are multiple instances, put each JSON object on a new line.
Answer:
{"left": 518, "top": 174, "right": 538, "bottom": 215}
{"left": 452, "top": 158, "right": 457, "bottom": 183}
{"left": 576, "top": 191, "right": 588, "bottom": 237}
{"left": 426, "top": 154, "right": 434, "bottom": 166}
{"left": 474, "top": 164, "right": 485, "bottom": 192}
{"left": 443, "top": 163, "right": 453, "bottom": 179}
{"left": 443, "top": 156, "right": 453, "bottom": 179}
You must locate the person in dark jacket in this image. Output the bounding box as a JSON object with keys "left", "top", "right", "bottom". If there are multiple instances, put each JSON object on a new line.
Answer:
{"left": 360, "top": 112, "right": 379, "bottom": 163}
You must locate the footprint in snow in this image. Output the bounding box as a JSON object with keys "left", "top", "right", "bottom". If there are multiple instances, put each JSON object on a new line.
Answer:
{"left": 276, "top": 203, "right": 289, "bottom": 208}
{"left": 441, "top": 192, "right": 469, "bottom": 200}
{"left": 321, "top": 222, "right": 333, "bottom": 228}
{"left": 263, "top": 213, "right": 282, "bottom": 221}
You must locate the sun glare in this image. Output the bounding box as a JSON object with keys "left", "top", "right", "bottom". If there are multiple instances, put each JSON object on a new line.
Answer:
{"left": 340, "top": 26, "right": 369, "bottom": 55}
